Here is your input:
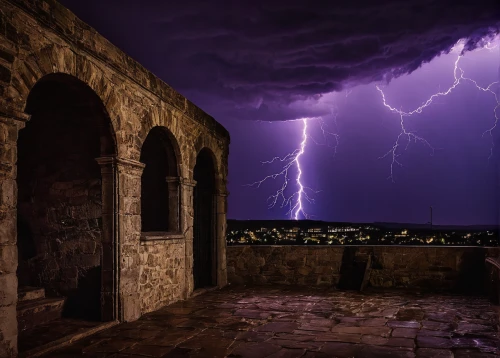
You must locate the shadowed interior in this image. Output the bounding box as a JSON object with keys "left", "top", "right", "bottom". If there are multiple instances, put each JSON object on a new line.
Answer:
{"left": 17, "top": 73, "right": 115, "bottom": 321}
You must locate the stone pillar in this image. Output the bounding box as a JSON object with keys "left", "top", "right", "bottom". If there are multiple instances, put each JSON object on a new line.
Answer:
{"left": 215, "top": 179, "right": 228, "bottom": 287}
{"left": 117, "top": 157, "right": 144, "bottom": 321}
{"left": 96, "top": 156, "right": 144, "bottom": 322}
{"left": 0, "top": 105, "right": 29, "bottom": 357}
{"left": 166, "top": 176, "right": 180, "bottom": 232}
{"left": 180, "top": 178, "right": 196, "bottom": 298}
{"left": 95, "top": 157, "right": 117, "bottom": 322}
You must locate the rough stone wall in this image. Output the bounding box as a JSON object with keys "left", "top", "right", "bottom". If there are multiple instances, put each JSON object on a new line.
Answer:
{"left": 227, "top": 246, "right": 499, "bottom": 292}
{"left": 0, "top": 0, "right": 229, "bottom": 355}
{"left": 227, "top": 246, "right": 344, "bottom": 286}
{"left": 0, "top": 120, "right": 20, "bottom": 357}
{"left": 139, "top": 239, "right": 185, "bottom": 314}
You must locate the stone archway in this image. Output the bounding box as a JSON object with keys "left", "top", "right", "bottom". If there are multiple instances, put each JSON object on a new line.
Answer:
{"left": 140, "top": 126, "right": 181, "bottom": 234}
{"left": 16, "top": 73, "right": 116, "bottom": 327}
{"left": 193, "top": 148, "right": 217, "bottom": 289}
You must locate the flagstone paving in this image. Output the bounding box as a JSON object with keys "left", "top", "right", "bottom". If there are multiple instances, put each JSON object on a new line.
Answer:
{"left": 43, "top": 285, "right": 500, "bottom": 358}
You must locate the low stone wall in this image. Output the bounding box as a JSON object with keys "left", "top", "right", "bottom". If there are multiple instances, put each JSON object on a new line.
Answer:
{"left": 227, "top": 246, "right": 500, "bottom": 292}
{"left": 138, "top": 238, "right": 186, "bottom": 314}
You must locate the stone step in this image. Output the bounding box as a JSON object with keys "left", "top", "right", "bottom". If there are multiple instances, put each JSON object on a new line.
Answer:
{"left": 18, "top": 286, "right": 45, "bottom": 302}
{"left": 17, "top": 297, "right": 66, "bottom": 331}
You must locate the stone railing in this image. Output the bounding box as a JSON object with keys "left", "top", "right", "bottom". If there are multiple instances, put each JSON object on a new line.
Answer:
{"left": 227, "top": 245, "right": 500, "bottom": 295}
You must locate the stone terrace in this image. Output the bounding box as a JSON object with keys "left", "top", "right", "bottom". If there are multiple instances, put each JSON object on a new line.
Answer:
{"left": 42, "top": 285, "right": 499, "bottom": 358}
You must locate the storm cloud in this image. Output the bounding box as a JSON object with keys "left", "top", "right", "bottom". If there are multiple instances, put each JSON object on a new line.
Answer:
{"left": 60, "top": 0, "right": 500, "bottom": 121}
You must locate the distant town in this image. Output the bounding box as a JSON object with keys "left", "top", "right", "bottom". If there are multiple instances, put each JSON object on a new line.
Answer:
{"left": 226, "top": 220, "right": 499, "bottom": 246}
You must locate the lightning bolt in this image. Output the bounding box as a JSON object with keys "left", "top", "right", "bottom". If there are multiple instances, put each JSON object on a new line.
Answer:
{"left": 293, "top": 118, "right": 308, "bottom": 220}
{"left": 247, "top": 116, "right": 339, "bottom": 219}
{"left": 377, "top": 39, "right": 500, "bottom": 181}
{"left": 309, "top": 107, "right": 340, "bottom": 156}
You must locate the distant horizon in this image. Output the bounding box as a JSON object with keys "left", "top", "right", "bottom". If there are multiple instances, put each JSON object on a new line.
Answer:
{"left": 227, "top": 218, "right": 499, "bottom": 229}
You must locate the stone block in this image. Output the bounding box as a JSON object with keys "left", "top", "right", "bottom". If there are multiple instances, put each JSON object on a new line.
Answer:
{"left": 0, "top": 209, "right": 15, "bottom": 245}
{"left": 0, "top": 304, "right": 17, "bottom": 357}
{"left": 0, "top": 272, "right": 16, "bottom": 306}
{"left": 0, "top": 244, "right": 17, "bottom": 273}
{"left": 0, "top": 143, "right": 15, "bottom": 164}
{"left": 121, "top": 292, "right": 141, "bottom": 322}
{"left": 0, "top": 179, "right": 16, "bottom": 208}
{"left": 119, "top": 215, "right": 141, "bottom": 240}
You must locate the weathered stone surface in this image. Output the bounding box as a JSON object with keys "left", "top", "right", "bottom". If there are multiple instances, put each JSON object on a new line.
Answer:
{"left": 0, "top": 305, "right": 17, "bottom": 357}
{"left": 392, "top": 328, "right": 419, "bottom": 338}
{"left": 332, "top": 325, "right": 392, "bottom": 336}
{"left": 229, "top": 342, "right": 282, "bottom": 358}
{"left": 255, "top": 322, "right": 298, "bottom": 333}
{"left": 227, "top": 246, "right": 496, "bottom": 291}
{"left": 266, "top": 348, "right": 306, "bottom": 358}
{"left": 416, "top": 348, "right": 453, "bottom": 358}
{"left": 421, "top": 321, "right": 453, "bottom": 331}
{"left": 388, "top": 321, "right": 421, "bottom": 329}
{"left": 416, "top": 336, "right": 453, "bottom": 349}
{"left": 138, "top": 239, "right": 186, "bottom": 314}
{"left": 39, "top": 285, "right": 500, "bottom": 358}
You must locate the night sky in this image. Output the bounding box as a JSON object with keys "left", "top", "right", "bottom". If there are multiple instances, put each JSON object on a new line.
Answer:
{"left": 59, "top": 0, "right": 500, "bottom": 225}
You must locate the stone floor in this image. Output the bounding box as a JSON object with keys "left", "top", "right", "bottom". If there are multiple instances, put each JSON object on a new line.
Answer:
{"left": 19, "top": 318, "right": 103, "bottom": 353}
{"left": 42, "top": 285, "right": 500, "bottom": 358}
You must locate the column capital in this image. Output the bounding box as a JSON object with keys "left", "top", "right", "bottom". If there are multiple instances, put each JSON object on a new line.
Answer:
{"left": 166, "top": 176, "right": 181, "bottom": 184}
{"left": 180, "top": 178, "right": 197, "bottom": 187}
{"left": 215, "top": 190, "right": 229, "bottom": 197}
{"left": 96, "top": 156, "right": 145, "bottom": 173}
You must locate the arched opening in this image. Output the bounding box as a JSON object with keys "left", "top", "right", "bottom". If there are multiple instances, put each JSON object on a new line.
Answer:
{"left": 16, "top": 73, "right": 115, "bottom": 341}
{"left": 193, "top": 148, "right": 217, "bottom": 289}
{"left": 140, "top": 126, "right": 180, "bottom": 233}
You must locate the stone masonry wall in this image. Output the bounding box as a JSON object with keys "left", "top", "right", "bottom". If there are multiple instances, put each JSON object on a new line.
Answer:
{"left": 139, "top": 239, "right": 186, "bottom": 314}
{"left": 0, "top": 120, "right": 20, "bottom": 357}
{"left": 227, "top": 246, "right": 500, "bottom": 292}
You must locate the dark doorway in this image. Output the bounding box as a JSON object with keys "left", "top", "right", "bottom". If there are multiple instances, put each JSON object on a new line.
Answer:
{"left": 17, "top": 73, "right": 115, "bottom": 328}
{"left": 140, "top": 127, "right": 179, "bottom": 232}
{"left": 193, "top": 149, "right": 216, "bottom": 289}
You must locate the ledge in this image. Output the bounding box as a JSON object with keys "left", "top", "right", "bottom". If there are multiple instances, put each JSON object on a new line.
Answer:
{"left": 140, "top": 232, "right": 185, "bottom": 242}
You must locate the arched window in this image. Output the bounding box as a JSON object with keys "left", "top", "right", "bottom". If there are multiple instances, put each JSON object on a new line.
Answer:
{"left": 193, "top": 148, "right": 217, "bottom": 288}
{"left": 140, "top": 127, "right": 180, "bottom": 233}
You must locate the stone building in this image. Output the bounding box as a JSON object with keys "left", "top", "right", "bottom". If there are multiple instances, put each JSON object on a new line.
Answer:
{"left": 0, "top": 0, "right": 229, "bottom": 355}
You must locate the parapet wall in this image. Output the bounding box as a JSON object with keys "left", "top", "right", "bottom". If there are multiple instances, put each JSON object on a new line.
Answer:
{"left": 227, "top": 246, "right": 500, "bottom": 293}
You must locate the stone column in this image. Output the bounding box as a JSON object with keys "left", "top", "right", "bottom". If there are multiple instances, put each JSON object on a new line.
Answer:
{"left": 166, "top": 176, "right": 180, "bottom": 232}
{"left": 117, "top": 157, "right": 144, "bottom": 321}
{"left": 95, "top": 157, "right": 117, "bottom": 322}
{"left": 0, "top": 104, "right": 29, "bottom": 357}
{"left": 215, "top": 179, "right": 229, "bottom": 287}
{"left": 180, "top": 178, "right": 196, "bottom": 298}
{"left": 96, "top": 156, "right": 144, "bottom": 322}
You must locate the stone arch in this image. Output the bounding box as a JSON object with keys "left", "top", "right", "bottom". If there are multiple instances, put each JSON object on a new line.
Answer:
{"left": 17, "top": 73, "right": 117, "bottom": 323}
{"left": 193, "top": 147, "right": 218, "bottom": 289}
{"left": 9, "top": 45, "right": 122, "bottom": 156}
{"left": 136, "top": 108, "right": 187, "bottom": 174}
{"left": 192, "top": 135, "right": 225, "bottom": 188}
{"left": 140, "top": 126, "right": 182, "bottom": 233}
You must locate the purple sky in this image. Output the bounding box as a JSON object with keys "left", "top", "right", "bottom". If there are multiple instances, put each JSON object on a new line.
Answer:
{"left": 59, "top": 0, "right": 500, "bottom": 225}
